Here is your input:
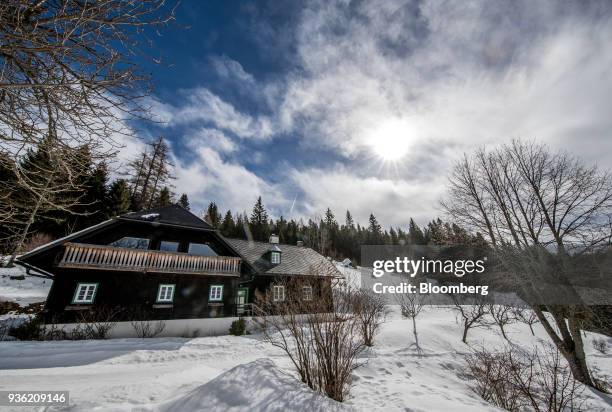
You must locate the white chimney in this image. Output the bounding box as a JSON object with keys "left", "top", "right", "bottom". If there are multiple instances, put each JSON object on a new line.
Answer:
{"left": 269, "top": 234, "right": 279, "bottom": 244}
{"left": 296, "top": 240, "right": 304, "bottom": 247}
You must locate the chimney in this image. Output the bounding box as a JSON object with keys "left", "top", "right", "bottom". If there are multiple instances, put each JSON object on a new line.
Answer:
{"left": 296, "top": 240, "right": 304, "bottom": 247}
{"left": 269, "top": 234, "right": 279, "bottom": 244}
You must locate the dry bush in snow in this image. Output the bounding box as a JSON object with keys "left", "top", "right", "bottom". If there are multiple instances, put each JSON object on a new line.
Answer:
{"left": 465, "top": 343, "right": 587, "bottom": 411}
{"left": 351, "top": 289, "right": 387, "bottom": 347}
{"left": 254, "top": 276, "right": 366, "bottom": 402}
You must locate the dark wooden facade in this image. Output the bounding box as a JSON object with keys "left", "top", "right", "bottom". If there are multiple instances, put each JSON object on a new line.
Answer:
{"left": 17, "top": 206, "right": 338, "bottom": 323}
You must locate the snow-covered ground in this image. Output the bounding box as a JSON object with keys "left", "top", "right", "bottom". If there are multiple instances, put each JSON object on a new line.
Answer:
{"left": 0, "top": 306, "right": 611, "bottom": 411}
{"left": 0, "top": 265, "right": 51, "bottom": 306}
{"left": 0, "top": 265, "right": 610, "bottom": 411}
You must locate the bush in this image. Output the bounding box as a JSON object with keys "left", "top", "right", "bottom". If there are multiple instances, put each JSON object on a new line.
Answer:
{"left": 8, "top": 316, "right": 43, "bottom": 340}
{"left": 229, "top": 318, "right": 247, "bottom": 336}
{"left": 465, "top": 344, "right": 587, "bottom": 411}
{"left": 592, "top": 338, "right": 608, "bottom": 355}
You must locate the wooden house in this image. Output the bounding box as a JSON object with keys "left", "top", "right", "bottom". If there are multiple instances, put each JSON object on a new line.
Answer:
{"left": 16, "top": 205, "right": 341, "bottom": 331}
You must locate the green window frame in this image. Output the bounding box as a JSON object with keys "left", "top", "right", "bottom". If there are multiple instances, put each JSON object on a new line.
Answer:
{"left": 157, "top": 284, "right": 176, "bottom": 303}
{"left": 72, "top": 283, "right": 98, "bottom": 304}
{"left": 209, "top": 284, "right": 224, "bottom": 301}
{"left": 271, "top": 251, "right": 281, "bottom": 264}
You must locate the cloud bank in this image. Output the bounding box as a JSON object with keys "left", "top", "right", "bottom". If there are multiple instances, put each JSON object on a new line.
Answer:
{"left": 146, "top": 0, "right": 612, "bottom": 228}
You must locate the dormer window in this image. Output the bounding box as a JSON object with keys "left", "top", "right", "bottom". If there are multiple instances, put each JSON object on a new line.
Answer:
{"left": 271, "top": 251, "right": 281, "bottom": 264}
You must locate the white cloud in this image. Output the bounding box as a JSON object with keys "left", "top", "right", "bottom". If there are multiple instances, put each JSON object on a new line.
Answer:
{"left": 157, "top": 1, "right": 612, "bottom": 228}
{"left": 287, "top": 166, "right": 446, "bottom": 227}
{"left": 173, "top": 146, "right": 290, "bottom": 217}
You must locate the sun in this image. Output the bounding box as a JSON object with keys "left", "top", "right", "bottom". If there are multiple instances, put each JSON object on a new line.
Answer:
{"left": 368, "top": 118, "right": 412, "bottom": 162}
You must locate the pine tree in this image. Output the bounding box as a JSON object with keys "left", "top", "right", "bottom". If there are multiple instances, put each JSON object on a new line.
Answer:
{"left": 408, "top": 218, "right": 425, "bottom": 245}
{"left": 108, "top": 179, "right": 131, "bottom": 217}
{"left": 156, "top": 187, "right": 172, "bottom": 207}
{"left": 367, "top": 213, "right": 382, "bottom": 244}
{"left": 220, "top": 210, "right": 236, "bottom": 237}
{"left": 204, "top": 202, "right": 222, "bottom": 228}
{"left": 178, "top": 193, "right": 190, "bottom": 210}
{"left": 345, "top": 210, "right": 354, "bottom": 229}
{"left": 250, "top": 197, "right": 270, "bottom": 241}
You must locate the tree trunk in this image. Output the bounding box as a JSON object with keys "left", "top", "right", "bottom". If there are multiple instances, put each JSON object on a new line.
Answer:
{"left": 411, "top": 316, "right": 420, "bottom": 350}
{"left": 499, "top": 324, "right": 508, "bottom": 340}
{"left": 532, "top": 306, "right": 595, "bottom": 388}
{"left": 462, "top": 322, "right": 469, "bottom": 343}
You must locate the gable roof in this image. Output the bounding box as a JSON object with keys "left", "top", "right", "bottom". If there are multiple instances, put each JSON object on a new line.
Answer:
{"left": 225, "top": 238, "right": 342, "bottom": 278}
{"left": 17, "top": 205, "right": 213, "bottom": 262}
{"left": 120, "top": 205, "right": 213, "bottom": 230}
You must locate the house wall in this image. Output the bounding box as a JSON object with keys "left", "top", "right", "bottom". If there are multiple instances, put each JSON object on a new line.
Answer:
{"left": 244, "top": 275, "right": 334, "bottom": 311}
{"left": 43, "top": 269, "right": 240, "bottom": 323}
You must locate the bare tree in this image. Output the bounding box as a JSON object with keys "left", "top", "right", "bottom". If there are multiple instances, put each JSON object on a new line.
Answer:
{"left": 395, "top": 287, "right": 427, "bottom": 352}
{"left": 125, "top": 136, "right": 174, "bottom": 210}
{"left": 487, "top": 304, "right": 515, "bottom": 341}
{"left": 450, "top": 293, "right": 491, "bottom": 344}
{"left": 0, "top": 0, "right": 178, "bottom": 261}
{"left": 443, "top": 139, "right": 612, "bottom": 387}
{"left": 513, "top": 306, "right": 539, "bottom": 336}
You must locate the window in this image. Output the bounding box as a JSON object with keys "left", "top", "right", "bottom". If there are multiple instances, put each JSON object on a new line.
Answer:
{"left": 72, "top": 283, "right": 98, "bottom": 304}
{"left": 159, "top": 241, "right": 179, "bottom": 252}
{"left": 109, "top": 237, "right": 149, "bottom": 250}
{"left": 271, "top": 252, "right": 281, "bottom": 264}
{"left": 273, "top": 285, "right": 285, "bottom": 302}
{"left": 157, "top": 284, "right": 175, "bottom": 303}
{"left": 209, "top": 285, "right": 224, "bottom": 301}
{"left": 188, "top": 243, "right": 218, "bottom": 256}
{"left": 303, "top": 286, "right": 313, "bottom": 301}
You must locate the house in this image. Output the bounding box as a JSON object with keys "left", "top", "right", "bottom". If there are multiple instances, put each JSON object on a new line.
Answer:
{"left": 16, "top": 205, "right": 342, "bottom": 335}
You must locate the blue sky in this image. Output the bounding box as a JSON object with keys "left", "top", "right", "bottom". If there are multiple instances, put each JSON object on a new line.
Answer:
{"left": 126, "top": 0, "right": 612, "bottom": 228}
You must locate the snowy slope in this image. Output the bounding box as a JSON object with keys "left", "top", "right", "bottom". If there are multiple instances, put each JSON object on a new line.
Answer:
{"left": 0, "top": 306, "right": 610, "bottom": 411}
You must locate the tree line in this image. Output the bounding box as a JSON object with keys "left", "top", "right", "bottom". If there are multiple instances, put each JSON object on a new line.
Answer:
{"left": 204, "top": 196, "right": 487, "bottom": 264}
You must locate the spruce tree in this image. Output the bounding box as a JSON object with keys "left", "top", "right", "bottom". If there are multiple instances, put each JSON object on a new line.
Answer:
{"left": 220, "top": 210, "right": 235, "bottom": 237}
{"left": 250, "top": 197, "right": 270, "bottom": 241}
{"left": 156, "top": 187, "right": 172, "bottom": 207}
{"left": 408, "top": 218, "right": 425, "bottom": 245}
{"left": 108, "top": 179, "right": 131, "bottom": 217}
{"left": 178, "top": 193, "right": 190, "bottom": 210}
{"left": 367, "top": 213, "right": 382, "bottom": 244}
{"left": 204, "top": 202, "right": 222, "bottom": 228}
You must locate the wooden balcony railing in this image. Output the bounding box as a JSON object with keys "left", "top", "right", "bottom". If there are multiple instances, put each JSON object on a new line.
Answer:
{"left": 58, "top": 243, "right": 241, "bottom": 276}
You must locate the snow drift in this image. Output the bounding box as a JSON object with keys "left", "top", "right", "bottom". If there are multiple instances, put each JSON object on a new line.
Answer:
{"left": 159, "top": 358, "right": 349, "bottom": 412}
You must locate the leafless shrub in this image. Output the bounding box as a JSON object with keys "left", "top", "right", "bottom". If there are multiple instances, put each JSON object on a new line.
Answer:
{"left": 130, "top": 308, "right": 166, "bottom": 338}
{"left": 513, "top": 306, "right": 540, "bottom": 336}
{"left": 395, "top": 287, "right": 427, "bottom": 352}
{"left": 450, "top": 294, "right": 492, "bottom": 343}
{"left": 487, "top": 304, "right": 515, "bottom": 341}
{"left": 592, "top": 338, "right": 608, "bottom": 355}
{"left": 72, "top": 306, "right": 120, "bottom": 339}
{"left": 465, "top": 343, "right": 587, "bottom": 411}
{"left": 352, "top": 289, "right": 387, "bottom": 347}
{"left": 254, "top": 276, "right": 366, "bottom": 402}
